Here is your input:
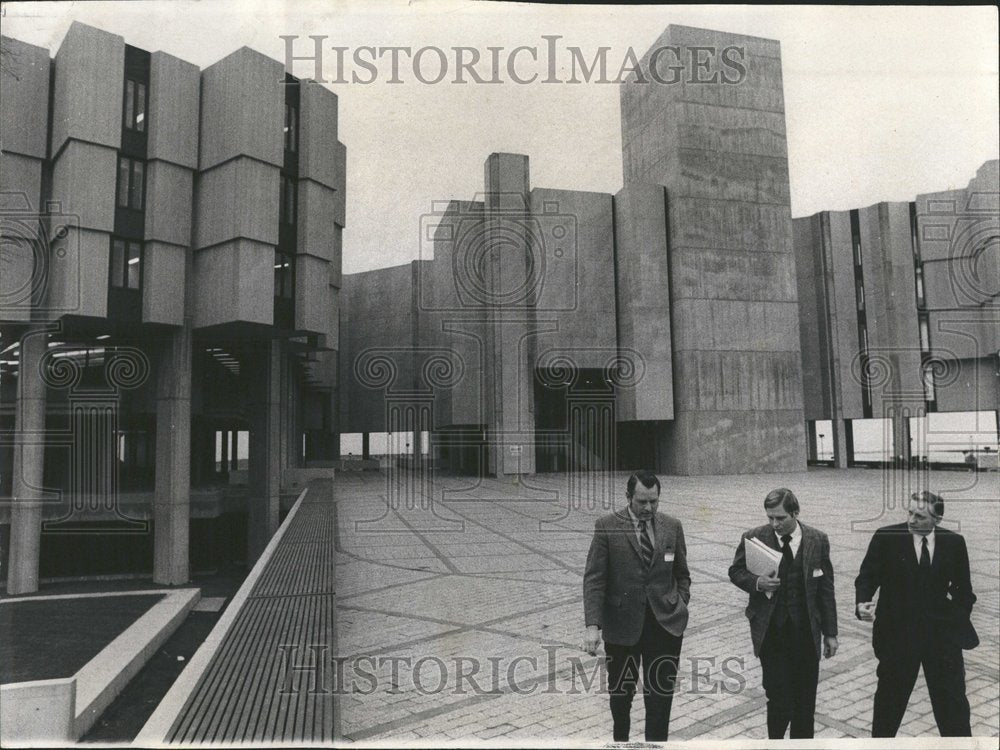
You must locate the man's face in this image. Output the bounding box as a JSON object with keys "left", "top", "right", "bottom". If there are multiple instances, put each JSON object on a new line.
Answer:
{"left": 765, "top": 504, "right": 798, "bottom": 536}
{"left": 907, "top": 503, "right": 939, "bottom": 535}
{"left": 629, "top": 484, "right": 659, "bottom": 520}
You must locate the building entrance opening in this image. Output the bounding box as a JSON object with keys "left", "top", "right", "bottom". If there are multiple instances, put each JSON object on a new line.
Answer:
{"left": 534, "top": 368, "right": 616, "bottom": 473}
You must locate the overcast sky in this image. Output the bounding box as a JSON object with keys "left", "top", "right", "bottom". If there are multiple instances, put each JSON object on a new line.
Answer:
{"left": 4, "top": 1, "right": 998, "bottom": 274}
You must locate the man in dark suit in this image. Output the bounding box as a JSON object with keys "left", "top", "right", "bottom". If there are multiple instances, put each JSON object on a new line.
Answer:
{"left": 728, "top": 488, "right": 839, "bottom": 739}
{"left": 583, "top": 470, "right": 690, "bottom": 742}
{"left": 855, "top": 491, "right": 978, "bottom": 737}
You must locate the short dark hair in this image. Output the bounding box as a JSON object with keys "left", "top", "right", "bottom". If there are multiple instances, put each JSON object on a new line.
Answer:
{"left": 910, "top": 490, "right": 944, "bottom": 518}
{"left": 626, "top": 470, "right": 660, "bottom": 498}
{"left": 764, "top": 488, "right": 799, "bottom": 515}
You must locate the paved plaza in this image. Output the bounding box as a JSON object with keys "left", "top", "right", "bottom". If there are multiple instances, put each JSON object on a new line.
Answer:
{"left": 333, "top": 468, "right": 999, "bottom": 743}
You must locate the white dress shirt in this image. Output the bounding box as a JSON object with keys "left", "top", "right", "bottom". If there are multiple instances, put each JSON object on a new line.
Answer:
{"left": 627, "top": 507, "right": 655, "bottom": 549}
{"left": 913, "top": 528, "right": 936, "bottom": 563}
{"left": 774, "top": 521, "right": 802, "bottom": 558}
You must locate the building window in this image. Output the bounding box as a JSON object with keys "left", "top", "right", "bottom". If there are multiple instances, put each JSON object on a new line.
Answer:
{"left": 856, "top": 280, "right": 865, "bottom": 311}
{"left": 111, "top": 238, "right": 142, "bottom": 289}
{"left": 922, "top": 363, "right": 936, "bottom": 403}
{"left": 117, "top": 157, "right": 145, "bottom": 210}
{"left": 914, "top": 265, "right": 925, "bottom": 307}
{"left": 123, "top": 78, "right": 147, "bottom": 132}
{"left": 284, "top": 104, "right": 298, "bottom": 152}
{"left": 274, "top": 250, "right": 294, "bottom": 299}
{"left": 919, "top": 315, "right": 930, "bottom": 352}
{"left": 280, "top": 175, "right": 297, "bottom": 226}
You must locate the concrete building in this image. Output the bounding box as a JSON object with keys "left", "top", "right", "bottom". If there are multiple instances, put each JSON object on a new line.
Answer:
{"left": 795, "top": 160, "right": 1000, "bottom": 467}
{"left": 339, "top": 25, "right": 808, "bottom": 477}
{"left": 1, "top": 22, "right": 344, "bottom": 592}
{"left": 336, "top": 24, "right": 998, "bottom": 479}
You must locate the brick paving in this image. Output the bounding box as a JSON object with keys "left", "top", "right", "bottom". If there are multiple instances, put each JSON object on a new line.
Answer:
{"left": 333, "top": 468, "right": 999, "bottom": 743}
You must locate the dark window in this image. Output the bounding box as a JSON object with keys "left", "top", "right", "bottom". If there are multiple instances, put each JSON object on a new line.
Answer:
{"left": 123, "top": 78, "right": 147, "bottom": 132}
{"left": 117, "top": 156, "right": 145, "bottom": 210}
{"left": 280, "top": 175, "right": 297, "bottom": 226}
{"left": 284, "top": 104, "right": 298, "bottom": 152}
{"left": 274, "top": 250, "right": 294, "bottom": 299}
{"left": 110, "top": 238, "right": 142, "bottom": 290}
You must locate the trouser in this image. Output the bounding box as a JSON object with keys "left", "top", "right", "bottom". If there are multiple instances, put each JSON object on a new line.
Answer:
{"left": 604, "top": 604, "right": 683, "bottom": 742}
{"left": 760, "top": 616, "right": 819, "bottom": 739}
{"left": 872, "top": 644, "right": 971, "bottom": 737}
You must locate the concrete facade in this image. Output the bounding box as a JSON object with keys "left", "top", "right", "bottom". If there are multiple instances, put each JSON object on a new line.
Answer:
{"left": 1, "top": 22, "right": 345, "bottom": 590}
{"left": 793, "top": 160, "right": 999, "bottom": 465}
{"left": 336, "top": 24, "right": 997, "bottom": 478}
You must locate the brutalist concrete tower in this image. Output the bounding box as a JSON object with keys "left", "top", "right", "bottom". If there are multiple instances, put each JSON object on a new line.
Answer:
{"left": 621, "top": 25, "right": 807, "bottom": 474}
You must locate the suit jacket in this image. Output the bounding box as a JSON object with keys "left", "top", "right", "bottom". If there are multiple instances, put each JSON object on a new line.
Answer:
{"left": 728, "top": 522, "right": 838, "bottom": 659}
{"left": 855, "top": 522, "right": 978, "bottom": 657}
{"left": 583, "top": 509, "right": 690, "bottom": 645}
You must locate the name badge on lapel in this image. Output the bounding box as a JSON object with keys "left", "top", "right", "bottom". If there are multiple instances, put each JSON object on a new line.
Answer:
{"left": 664, "top": 551, "right": 675, "bottom": 562}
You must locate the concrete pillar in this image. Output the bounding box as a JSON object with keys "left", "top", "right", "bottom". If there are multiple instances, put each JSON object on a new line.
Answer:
{"left": 247, "top": 340, "right": 281, "bottom": 562}
{"left": 832, "top": 418, "right": 850, "bottom": 469}
{"left": 362, "top": 432, "right": 370, "bottom": 460}
{"left": 7, "top": 328, "right": 48, "bottom": 595}
{"left": 484, "top": 152, "right": 535, "bottom": 476}
{"left": 892, "top": 413, "right": 912, "bottom": 465}
{"left": 153, "top": 326, "right": 193, "bottom": 585}
{"left": 806, "top": 422, "right": 818, "bottom": 462}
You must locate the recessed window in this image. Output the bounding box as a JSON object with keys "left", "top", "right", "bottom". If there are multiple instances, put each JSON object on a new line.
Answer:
{"left": 919, "top": 316, "right": 930, "bottom": 352}
{"left": 123, "top": 78, "right": 147, "bottom": 132}
{"left": 280, "top": 175, "right": 297, "bottom": 226}
{"left": 274, "top": 250, "right": 294, "bottom": 299}
{"left": 111, "top": 238, "right": 142, "bottom": 290}
{"left": 915, "top": 265, "right": 925, "bottom": 306}
{"left": 117, "top": 157, "right": 145, "bottom": 210}
{"left": 284, "top": 104, "right": 298, "bottom": 152}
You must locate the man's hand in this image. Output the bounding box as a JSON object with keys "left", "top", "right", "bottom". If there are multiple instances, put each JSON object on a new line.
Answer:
{"left": 823, "top": 635, "right": 839, "bottom": 659}
{"left": 583, "top": 626, "right": 601, "bottom": 656}
{"left": 756, "top": 570, "right": 781, "bottom": 593}
{"left": 857, "top": 601, "right": 876, "bottom": 621}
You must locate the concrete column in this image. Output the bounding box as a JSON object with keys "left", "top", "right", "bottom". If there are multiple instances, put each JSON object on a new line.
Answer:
{"left": 484, "top": 152, "right": 535, "bottom": 476}
{"left": 153, "top": 326, "right": 192, "bottom": 585}
{"left": 832, "top": 418, "right": 850, "bottom": 469}
{"left": 362, "top": 433, "right": 370, "bottom": 460}
{"left": 247, "top": 340, "right": 281, "bottom": 562}
{"left": 806, "top": 422, "right": 818, "bottom": 462}
{"left": 892, "top": 413, "right": 912, "bottom": 465}
{"left": 7, "top": 328, "right": 48, "bottom": 595}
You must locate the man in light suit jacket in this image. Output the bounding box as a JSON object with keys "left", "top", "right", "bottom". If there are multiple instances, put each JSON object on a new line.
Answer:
{"left": 855, "top": 491, "right": 978, "bottom": 737}
{"left": 729, "top": 488, "right": 838, "bottom": 739}
{"left": 583, "top": 470, "right": 690, "bottom": 742}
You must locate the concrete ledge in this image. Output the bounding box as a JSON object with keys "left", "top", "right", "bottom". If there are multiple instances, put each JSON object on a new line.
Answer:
{"left": 0, "top": 588, "right": 198, "bottom": 745}
{"left": 134, "top": 487, "right": 310, "bottom": 747}
{"left": 0, "top": 677, "right": 76, "bottom": 746}
{"left": 282, "top": 466, "right": 336, "bottom": 491}
{"left": 72, "top": 588, "right": 200, "bottom": 739}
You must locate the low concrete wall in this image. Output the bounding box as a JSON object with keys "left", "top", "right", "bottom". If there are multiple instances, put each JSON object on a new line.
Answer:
{"left": 0, "top": 677, "right": 76, "bottom": 745}
{"left": 282, "top": 467, "right": 335, "bottom": 492}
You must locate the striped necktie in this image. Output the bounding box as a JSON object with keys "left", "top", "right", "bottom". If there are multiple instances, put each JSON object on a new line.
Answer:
{"left": 638, "top": 520, "right": 654, "bottom": 568}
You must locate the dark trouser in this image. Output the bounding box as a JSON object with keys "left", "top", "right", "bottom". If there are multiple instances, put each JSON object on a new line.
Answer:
{"left": 872, "top": 645, "right": 971, "bottom": 737}
{"left": 604, "top": 604, "right": 683, "bottom": 742}
{"left": 760, "top": 616, "right": 819, "bottom": 739}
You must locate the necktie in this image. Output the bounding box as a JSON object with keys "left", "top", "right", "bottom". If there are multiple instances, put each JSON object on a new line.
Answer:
{"left": 638, "top": 520, "right": 654, "bottom": 568}
{"left": 779, "top": 534, "right": 793, "bottom": 577}
{"left": 920, "top": 537, "right": 930, "bottom": 570}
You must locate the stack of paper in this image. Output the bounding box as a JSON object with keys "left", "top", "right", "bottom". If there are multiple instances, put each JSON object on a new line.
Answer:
{"left": 745, "top": 537, "right": 783, "bottom": 599}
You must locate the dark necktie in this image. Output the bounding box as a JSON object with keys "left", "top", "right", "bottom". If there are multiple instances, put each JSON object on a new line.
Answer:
{"left": 779, "top": 534, "right": 793, "bottom": 577}
{"left": 919, "top": 537, "right": 931, "bottom": 571}
{"left": 638, "top": 520, "right": 654, "bottom": 568}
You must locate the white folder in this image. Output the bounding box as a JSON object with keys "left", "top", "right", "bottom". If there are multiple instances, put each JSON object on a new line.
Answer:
{"left": 745, "top": 537, "right": 783, "bottom": 599}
